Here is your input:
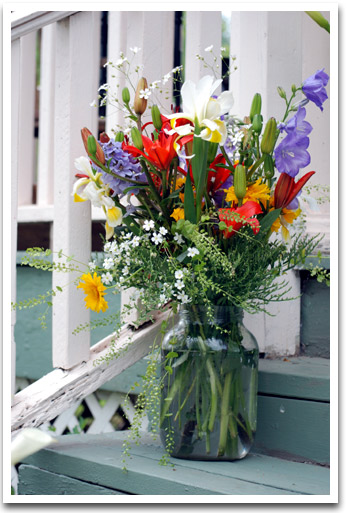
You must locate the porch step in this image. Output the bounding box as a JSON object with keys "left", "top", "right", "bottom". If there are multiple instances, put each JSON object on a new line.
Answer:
{"left": 18, "top": 431, "right": 329, "bottom": 495}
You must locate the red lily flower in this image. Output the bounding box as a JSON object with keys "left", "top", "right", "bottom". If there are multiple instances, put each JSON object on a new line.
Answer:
{"left": 274, "top": 171, "right": 315, "bottom": 209}
{"left": 207, "top": 154, "right": 231, "bottom": 194}
{"left": 218, "top": 201, "right": 262, "bottom": 238}
{"left": 123, "top": 131, "right": 178, "bottom": 171}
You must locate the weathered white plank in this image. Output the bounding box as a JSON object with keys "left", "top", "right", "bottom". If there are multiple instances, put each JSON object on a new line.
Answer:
{"left": 11, "top": 309, "right": 170, "bottom": 435}
{"left": 244, "top": 270, "right": 301, "bottom": 356}
{"left": 17, "top": 31, "right": 37, "bottom": 206}
{"left": 52, "top": 12, "right": 101, "bottom": 369}
{"left": 11, "top": 11, "right": 79, "bottom": 40}
{"left": 37, "top": 23, "right": 56, "bottom": 206}
{"left": 11, "top": 38, "right": 21, "bottom": 397}
{"left": 17, "top": 204, "right": 106, "bottom": 223}
{"left": 185, "top": 11, "right": 222, "bottom": 83}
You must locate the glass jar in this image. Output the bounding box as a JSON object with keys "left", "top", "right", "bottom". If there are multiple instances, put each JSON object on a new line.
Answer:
{"left": 160, "top": 305, "right": 259, "bottom": 461}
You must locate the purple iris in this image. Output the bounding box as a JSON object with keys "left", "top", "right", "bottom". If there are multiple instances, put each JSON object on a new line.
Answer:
{"left": 302, "top": 69, "right": 329, "bottom": 111}
{"left": 213, "top": 174, "right": 233, "bottom": 208}
{"left": 274, "top": 133, "right": 311, "bottom": 178}
{"left": 93, "top": 140, "right": 146, "bottom": 196}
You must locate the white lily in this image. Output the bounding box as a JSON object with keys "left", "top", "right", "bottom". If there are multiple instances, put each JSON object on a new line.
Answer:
{"left": 11, "top": 428, "right": 57, "bottom": 465}
{"left": 167, "top": 75, "right": 234, "bottom": 144}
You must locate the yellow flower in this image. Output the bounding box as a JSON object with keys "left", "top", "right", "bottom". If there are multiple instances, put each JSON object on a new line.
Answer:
{"left": 77, "top": 273, "right": 108, "bottom": 313}
{"left": 225, "top": 178, "right": 270, "bottom": 205}
{"left": 175, "top": 177, "right": 186, "bottom": 203}
{"left": 271, "top": 208, "right": 301, "bottom": 241}
{"left": 171, "top": 208, "right": 185, "bottom": 221}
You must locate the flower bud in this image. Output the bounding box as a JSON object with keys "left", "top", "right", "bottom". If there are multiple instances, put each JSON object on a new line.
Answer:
{"left": 100, "top": 132, "right": 110, "bottom": 143}
{"left": 131, "top": 127, "right": 144, "bottom": 150}
{"left": 277, "top": 87, "right": 287, "bottom": 100}
{"left": 234, "top": 164, "right": 247, "bottom": 201}
{"left": 151, "top": 104, "right": 162, "bottom": 131}
{"left": 263, "top": 154, "right": 274, "bottom": 179}
{"left": 249, "top": 93, "right": 262, "bottom": 122}
{"left": 252, "top": 113, "right": 263, "bottom": 134}
{"left": 81, "top": 127, "right": 105, "bottom": 165}
{"left": 261, "top": 117, "right": 277, "bottom": 154}
{"left": 115, "top": 131, "right": 124, "bottom": 142}
{"left": 122, "top": 87, "right": 130, "bottom": 105}
{"left": 134, "top": 77, "right": 148, "bottom": 115}
{"left": 291, "top": 84, "right": 297, "bottom": 94}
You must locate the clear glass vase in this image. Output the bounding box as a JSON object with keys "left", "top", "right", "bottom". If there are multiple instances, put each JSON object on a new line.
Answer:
{"left": 160, "top": 305, "right": 259, "bottom": 461}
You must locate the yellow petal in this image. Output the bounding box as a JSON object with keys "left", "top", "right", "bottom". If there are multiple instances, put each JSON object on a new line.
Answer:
{"left": 106, "top": 206, "right": 123, "bottom": 227}
{"left": 105, "top": 222, "right": 114, "bottom": 240}
{"left": 74, "top": 193, "right": 87, "bottom": 203}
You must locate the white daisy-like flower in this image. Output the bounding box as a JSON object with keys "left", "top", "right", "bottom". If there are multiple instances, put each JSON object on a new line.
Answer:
{"left": 139, "top": 88, "right": 151, "bottom": 99}
{"left": 101, "top": 272, "right": 113, "bottom": 285}
{"left": 205, "top": 45, "right": 213, "bottom": 52}
{"left": 103, "top": 257, "right": 114, "bottom": 270}
{"left": 177, "top": 292, "right": 191, "bottom": 304}
{"left": 151, "top": 233, "right": 164, "bottom": 245}
{"left": 90, "top": 100, "right": 97, "bottom": 107}
{"left": 116, "top": 56, "right": 128, "bottom": 66}
{"left": 174, "top": 270, "right": 184, "bottom": 280}
{"left": 174, "top": 233, "right": 184, "bottom": 244}
{"left": 122, "top": 266, "right": 129, "bottom": 276}
{"left": 159, "top": 293, "right": 167, "bottom": 304}
{"left": 143, "top": 220, "right": 155, "bottom": 231}
{"left": 130, "top": 46, "right": 141, "bottom": 53}
{"left": 187, "top": 247, "right": 200, "bottom": 258}
{"left": 149, "top": 80, "right": 161, "bottom": 90}
{"left": 162, "top": 73, "right": 171, "bottom": 84}
{"left": 88, "top": 261, "right": 97, "bottom": 271}
{"left": 104, "top": 242, "right": 111, "bottom": 252}
{"left": 220, "top": 46, "right": 226, "bottom": 52}
{"left": 175, "top": 280, "right": 185, "bottom": 290}
{"left": 131, "top": 236, "right": 141, "bottom": 247}
{"left": 159, "top": 227, "right": 168, "bottom": 236}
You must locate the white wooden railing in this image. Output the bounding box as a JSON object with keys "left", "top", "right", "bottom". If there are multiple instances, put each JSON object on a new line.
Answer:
{"left": 10, "top": 10, "right": 331, "bottom": 431}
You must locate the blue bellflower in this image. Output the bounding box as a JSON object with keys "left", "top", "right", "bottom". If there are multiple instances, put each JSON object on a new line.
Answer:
{"left": 302, "top": 69, "right": 329, "bottom": 111}
{"left": 274, "top": 107, "right": 312, "bottom": 177}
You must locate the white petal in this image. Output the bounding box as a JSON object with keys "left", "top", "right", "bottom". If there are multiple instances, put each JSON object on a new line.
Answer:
{"left": 11, "top": 428, "right": 57, "bottom": 465}
{"left": 205, "top": 98, "right": 221, "bottom": 120}
{"left": 217, "top": 90, "right": 234, "bottom": 114}
{"left": 74, "top": 156, "right": 94, "bottom": 178}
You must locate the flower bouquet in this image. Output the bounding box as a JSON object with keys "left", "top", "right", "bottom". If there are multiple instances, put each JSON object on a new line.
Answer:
{"left": 69, "top": 62, "right": 329, "bottom": 461}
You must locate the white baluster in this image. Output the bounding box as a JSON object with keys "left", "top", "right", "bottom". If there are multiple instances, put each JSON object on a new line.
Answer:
{"left": 17, "top": 31, "right": 37, "bottom": 205}
{"left": 37, "top": 23, "right": 56, "bottom": 206}
{"left": 52, "top": 12, "right": 101, "bottom": 368}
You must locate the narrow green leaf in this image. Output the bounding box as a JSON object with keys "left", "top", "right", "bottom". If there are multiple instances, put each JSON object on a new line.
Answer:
{"left": 184, "top": 171, "right": 196, "bottom": 223}
{"left": 257, "top": 208, "right": 282, "bottom": 235}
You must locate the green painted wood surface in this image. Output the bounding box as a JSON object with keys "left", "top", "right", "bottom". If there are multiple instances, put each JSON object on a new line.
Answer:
{"left": 19, "top": 432, "right": 329, "bottom": 495}
{"left": 255, "top": 396, "right": 329, "bottom": 465}
{"left": 300, "top": 273, "right": 330, "bottom": 358}
{"left": 15, "top": 264, "right": 121, "bottom": 380}
{"left": 258, "top": 357, "right": 330, "bottom": 402}
{"left": 18, "top": 464, "right": 128, "bottom": 495}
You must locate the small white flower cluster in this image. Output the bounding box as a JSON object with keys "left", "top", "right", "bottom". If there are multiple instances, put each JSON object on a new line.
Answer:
{"left": 149, "top": 66, "right": 183, "bottom": 90}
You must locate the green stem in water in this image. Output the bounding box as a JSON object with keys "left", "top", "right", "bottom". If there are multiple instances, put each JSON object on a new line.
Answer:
{"left": 218, "top": 371, "right": 232, "bottom": 457}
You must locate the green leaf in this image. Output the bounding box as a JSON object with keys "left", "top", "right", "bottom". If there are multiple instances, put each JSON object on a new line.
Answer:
{"left": 165, "top": 351, "right": 179, "bottom": 359}
{"left": 56, "top": 286, "right": 63, "bottom": 292}
{"left": 184, "top": 171, "right": 196, "bottom": 223}
{"left": 257, "top": 208, "right": 282, "bottom": 235}
{"left": 165, "top": 365, "right": 173, "bottom": 375}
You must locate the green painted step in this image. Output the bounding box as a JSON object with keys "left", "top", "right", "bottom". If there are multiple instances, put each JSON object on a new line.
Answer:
{"left": 19, "top": 431, "right": 329, "bottom": 495}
